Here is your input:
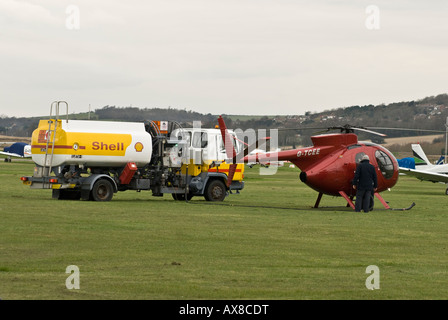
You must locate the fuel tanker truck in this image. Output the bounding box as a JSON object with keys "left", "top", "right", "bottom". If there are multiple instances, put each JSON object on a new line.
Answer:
{"left": 20, "top": 102, "right": 244, "bottom": 201}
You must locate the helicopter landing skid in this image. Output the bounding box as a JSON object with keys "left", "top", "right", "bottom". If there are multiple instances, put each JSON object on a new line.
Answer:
{"left": 373, "top": 192, "right": 390, "bottom": 209}
{"left": 314, "top": 191, "right": 356, "bottom": 209}
{"left": 336, "top": 191, "right": 415, "bottom": 211}
{"left": 338, "top": 191, "right": 355, "bottom": 209}
{"left": 314, "top": 191, "right": 415, "bottom": 211}
{"left": 375, "top": 192, "right": 415, "bottom": 211}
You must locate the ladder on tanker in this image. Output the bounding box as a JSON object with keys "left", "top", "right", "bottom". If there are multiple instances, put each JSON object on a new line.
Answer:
{"left": 42, "top": 101, "right": 69, "bottom": 180}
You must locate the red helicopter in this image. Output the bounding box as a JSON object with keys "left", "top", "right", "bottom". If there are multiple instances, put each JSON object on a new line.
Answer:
{"left": 218, "top": 116, "right": 415, "bottom": 211}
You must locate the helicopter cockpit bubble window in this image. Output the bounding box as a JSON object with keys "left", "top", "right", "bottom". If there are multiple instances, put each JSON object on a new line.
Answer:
{"left": 375, "top": 150, "right": 394, "bottom": 179}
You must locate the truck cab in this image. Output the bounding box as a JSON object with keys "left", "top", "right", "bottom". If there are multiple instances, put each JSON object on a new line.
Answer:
{"left": 168, "top": 127, "right": 245, "bottom": 201}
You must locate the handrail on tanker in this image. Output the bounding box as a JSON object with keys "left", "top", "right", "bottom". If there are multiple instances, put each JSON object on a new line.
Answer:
{"left": 50, "top": 101, "right": 69, "bottom": 122}
{"left": 43, "top": 101, "right": 69, "bottom": 180}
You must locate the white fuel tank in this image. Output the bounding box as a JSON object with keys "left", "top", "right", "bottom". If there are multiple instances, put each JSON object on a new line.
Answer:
{"left": 31, "top": 120, "right": 152, "bottom": 168}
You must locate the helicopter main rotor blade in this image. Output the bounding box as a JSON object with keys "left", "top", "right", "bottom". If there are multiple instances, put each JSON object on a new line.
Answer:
{"left": 269, "top": 126, "right": 387, "bottom": 136}
{"left": 261, "top": 125, "right": 443, "bottom": 136}
{"left": 366, "top": 127, "right": 445, "bottom": 133}
{"left": 275, "top": 127, "right": 330, "bottom": 132}
{"left": 352, "top": 127, "right": 387, "bottom": 137}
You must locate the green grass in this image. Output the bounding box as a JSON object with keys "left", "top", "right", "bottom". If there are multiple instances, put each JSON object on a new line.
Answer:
{"left": 0, "top": 160, "right": 447, "bottom": 300}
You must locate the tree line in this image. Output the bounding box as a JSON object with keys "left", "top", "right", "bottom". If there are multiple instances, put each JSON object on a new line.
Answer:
{"left": 1, "top": 93, "right": 447, "bottom": 148}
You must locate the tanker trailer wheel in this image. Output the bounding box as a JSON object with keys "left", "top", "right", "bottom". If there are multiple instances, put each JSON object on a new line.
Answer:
{"left": 204, "top": 179, "right": 226, "bottom": 202}
{"left": 91, "top": 179, "right": 114, "bottom": 202}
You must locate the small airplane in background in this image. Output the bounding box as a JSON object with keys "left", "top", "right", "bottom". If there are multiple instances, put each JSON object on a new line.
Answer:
{"left": 435, "top": 155, "right": 445, "bottom": 165}
{"left": 398, "top": 143, "right": 448, "bottom": 195}
{"left": 0, "top": 142, "right": 32, "bottom": 162}
{"left": 247, "top": 148, "right": 284, "bottom": 168}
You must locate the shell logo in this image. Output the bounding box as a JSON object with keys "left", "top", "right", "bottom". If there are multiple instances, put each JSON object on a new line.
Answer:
{"left": 134, "top": 142, "right": 144, "bottom": 152}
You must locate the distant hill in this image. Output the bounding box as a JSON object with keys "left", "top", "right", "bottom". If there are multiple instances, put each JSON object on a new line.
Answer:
{"left": 1, "top": 93, "right": 447, "bottom": 149}
{"left": 223, "top": 93, "right": 448, "bottom": 146}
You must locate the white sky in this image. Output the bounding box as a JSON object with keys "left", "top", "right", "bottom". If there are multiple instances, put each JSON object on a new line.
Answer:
{"left": 1, "top": 0, "right": 447, "bottom": 117}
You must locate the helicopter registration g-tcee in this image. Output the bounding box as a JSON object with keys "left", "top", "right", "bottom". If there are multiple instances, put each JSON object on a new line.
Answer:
{"left": 296, "top": 148, "right": 320, "bottom": 157}
{"left": 218, "top": 117, "right": 414, "bottom": 211}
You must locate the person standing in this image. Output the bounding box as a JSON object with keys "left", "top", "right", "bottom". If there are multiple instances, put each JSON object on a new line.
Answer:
{"left": 352, "top": 154, "right": 378, "bottom": 212}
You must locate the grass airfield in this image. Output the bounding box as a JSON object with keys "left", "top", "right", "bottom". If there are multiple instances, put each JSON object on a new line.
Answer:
{"left": 0, "top": 160, "right": 447, "bottom": 300}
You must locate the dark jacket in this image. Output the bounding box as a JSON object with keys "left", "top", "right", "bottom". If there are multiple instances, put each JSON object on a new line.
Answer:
{"left": 352, "top": 160, "right": 378, "bottom": 191}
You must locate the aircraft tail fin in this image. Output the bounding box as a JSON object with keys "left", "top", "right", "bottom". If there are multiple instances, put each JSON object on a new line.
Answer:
{"left": 217, "top": 116, "right": 237, "bottom": 160}
{"left": 217, "top": 115, "right": 271, "bottom": 187}
{"left": 411, "top": 143, "right": 431, "bottom": 166}
{"left": 218, "top": 116, "right": 271, "bottom": 164}
{"left": 217, "top": 116, "right": 238, "bottom": 187}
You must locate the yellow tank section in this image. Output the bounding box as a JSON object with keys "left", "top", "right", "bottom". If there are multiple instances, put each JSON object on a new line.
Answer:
{"left": 181, "top": 160, "right": 244, "bottom": 182}
{"left": 30, "top": 119, "right": 152, "bottom": 167}
{"left": 31, "top": 120, "right": 132, "bottom": 157}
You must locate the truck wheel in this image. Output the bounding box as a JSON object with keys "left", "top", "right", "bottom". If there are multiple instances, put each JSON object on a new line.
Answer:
{"left": 91, "top": 179, "right": 114, "bottom": 201}
{"left": 204, "top": 179, "right": 226, "bottom": 202}
{"left": 172, "top": 193, "right": 193, "bottom": 201}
